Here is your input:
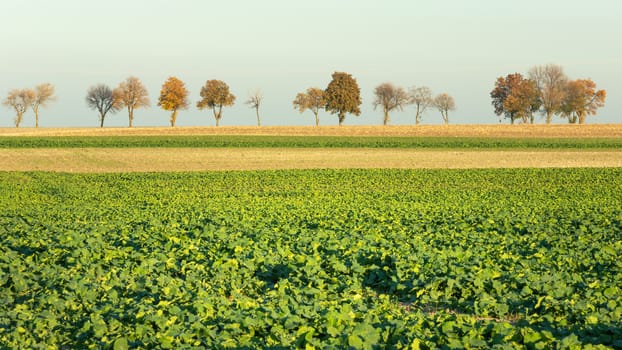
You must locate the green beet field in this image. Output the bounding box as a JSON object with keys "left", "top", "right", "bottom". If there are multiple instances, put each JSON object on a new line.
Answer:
{"left": 1, "top": 169, "right": 621, "bottom": 349}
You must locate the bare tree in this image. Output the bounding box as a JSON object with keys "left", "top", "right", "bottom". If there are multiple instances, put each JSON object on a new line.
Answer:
{"left": 433, "top": 93, "right": 456, "bottom": 125}
{"left": 114, "top": 76, "right": 150, "bottom": 127}
{"left": 528, "top": 64, "right": 568, "bottom": 124}
{"left": 31, "top": 83, "right": 56, "bottom": 128}
{"left": 372, "top": 83, "right": 410, "bottom": 126}
{"left": 408, "top": 86, "right": 433, "bottom": 125}
{"left": 3, "top": 89, "right": 35, "bottom": 127}
{"left": 245, "top": 89, "right": 263, "bottom": 127}
{"left": 293, "top": 87, "right": 326, "bottom": 126}
{"left": 86, "top": 84, "right": 120, "bottom": 127}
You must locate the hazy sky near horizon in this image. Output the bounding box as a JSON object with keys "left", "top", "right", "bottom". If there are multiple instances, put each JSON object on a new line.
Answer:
{"left": 1, "top": 0, "right": 620, "bottom": 127}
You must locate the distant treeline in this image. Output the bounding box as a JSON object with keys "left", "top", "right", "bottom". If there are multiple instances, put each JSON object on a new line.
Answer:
{"left": 3, "top": 65, "right": 606, "bottom": 128}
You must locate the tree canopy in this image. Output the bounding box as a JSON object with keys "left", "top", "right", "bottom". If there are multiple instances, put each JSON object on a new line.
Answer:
{"left": 433, "top": 93, "right": 455, "bottom": 125}
{"left": 197, "top": 80, "right": 235, "bottom": 127}
{"left": 86, "top": 84, "right": 119, "bottom": 128}
{"left": 491, "top": 73, "right": 541, "bottom": 124}
{"left": 493, "top": 69, "right": 606, "bottom": 125}
{"left": 409, "top": 86, "right": 433, "bottom": 125}
{"left": 3, "top": 89, "right": 35, "bottom": 128}
{"left": 561, "top": 79, "right": 606, "bottom": 124}
{"left": 372, "top": 83, "right": 409, "bottom": 126}
{"left": 324, "top": 72, "right": 361, "bottom": 126}
{"left": 31, "top": 83, "right": 56, "bottom": 128}
{"left": 528, "top": 64, "right": 567, "bottom": 124}
{"left": 158, "top": 76, "right": 189, "bottom": 127}
{"left": 293, "top": 87, "right": 326, "bottom": 127}
{"left": 114, "top": 77, "right": 150, "bottom": 128}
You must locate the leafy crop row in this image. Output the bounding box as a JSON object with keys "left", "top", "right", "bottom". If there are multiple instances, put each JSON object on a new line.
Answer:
{"left": 1, "top": 135, "right": 621, "bottom": 149}
{"left": 1, "top": 169, "right": 621, "bottom": 348}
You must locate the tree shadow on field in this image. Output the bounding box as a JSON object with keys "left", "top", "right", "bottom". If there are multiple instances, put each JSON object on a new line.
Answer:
{"left": 358, "top": 254, "right": 405, "bottom": 297}
{"left": 254, "top": 263, "right": 292, "bottom": 290}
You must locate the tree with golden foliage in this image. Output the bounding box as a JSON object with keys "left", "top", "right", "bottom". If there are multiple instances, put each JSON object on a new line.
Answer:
{"left": 245, "top": 89, "right": 263, "bottom": 127}
{"left": 409, "top": 86, "right": 433, "bottom": 125}
{"left": 86, "top": 84, "right": 120, "bottom": 128}
{"left": 324, "top": 72, "right": 361, "bottom": 126}
{"left": 373, "top": 82, "right": 409, "bottom": 126}
{"left": 196, "top": 80, "right": 235, "bottom": 127}
{"left": 561, "top": 79, "right": 606, "bottom": 124}
{"left": 3, "top": 89, "right": 35, "bottom": 127}
{"left": 433, "top": 93, "right": 455, "bottom": 125}
{"left": 114, "top": 77, "right": 150, "bottom": 127}
{"left": 528, "top": 64, "right": 567, "bottom": 124}
{"left": 158, "top": 76, "right": 189, "bottom": 127}
{"left": 31, "top": 83, "right": 56, "bottom": 128}
{"left": 293, "top": 87, "right": 326, "bottom": 126}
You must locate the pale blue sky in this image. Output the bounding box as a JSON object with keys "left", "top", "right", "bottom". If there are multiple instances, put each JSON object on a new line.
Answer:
{"left": 1, "top": 0, "right": 620, "bottom": 127}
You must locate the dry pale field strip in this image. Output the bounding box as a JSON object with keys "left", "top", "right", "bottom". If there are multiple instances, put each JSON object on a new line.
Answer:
{"left": 2, "top": 124, "right": 622, "bottom": 137}
{"left": 1, "top": 148, "right": 621, "bottom": 173}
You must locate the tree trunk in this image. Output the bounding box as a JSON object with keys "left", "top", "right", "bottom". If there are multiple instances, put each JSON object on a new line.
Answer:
{"left": 35, "top": 110, "right": 40, "bottom": 128}
{"left": 128, "top": 107, "right": 134, "bottom": 128}
{"left": 415, "top": 106, "right": 421, "bottom": 125}
{"left": 578, "top": 112, "right": 587, "bottom": 124}
{"left": 14, "top": 112, "right": 23, "bottom": 128}
{"left": 170, "top": 110, "right": 177, "bottom": 127}
{"left": 383, "top": 109, "right": 389, "bottom": 126}
{"left": 216, "top": 106, "right": 223, "bottom": 127}
{"left": 546, "top": 111, "right": 553, "bottom": 125}
{"left": 338, "top": 112, "right": 345, "bottom": 126}
{"left": 256, "top": 107, "right": 261, "bottom": 127}
{"left": 100, "top": 113, "right": 105, "bottom": 128}
{"left": 314, "top": 112, "right": 319, "bottom": 127}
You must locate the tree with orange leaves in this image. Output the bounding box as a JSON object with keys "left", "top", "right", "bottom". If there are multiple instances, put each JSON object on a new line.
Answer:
{"left": 158, "top": 77, "right": 189, "bottom": 127}
{"left": 490, "top": 73, "right": 541, "bottom": 124}
{"left": 196, "top": 80, "right": 236, "bottom": 127}
{"left": 561, "top": 79, "right": 606, "bottom": 124}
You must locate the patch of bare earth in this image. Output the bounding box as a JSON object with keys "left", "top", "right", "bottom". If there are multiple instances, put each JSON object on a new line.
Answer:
{"left": 1, "top": 148, "right": 621, "bottom": 173}
{"left": 1, "top": 124, "right": 622, "bottom": 137}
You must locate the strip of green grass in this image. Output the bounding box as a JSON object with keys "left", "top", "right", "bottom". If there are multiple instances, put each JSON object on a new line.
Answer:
{"left": 0, "top": 135, "right": 621, "bottom": 149}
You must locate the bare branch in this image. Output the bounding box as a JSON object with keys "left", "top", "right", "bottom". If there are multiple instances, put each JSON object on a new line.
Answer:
{"left": 3, "top": 89, "right": 35, "bottom": 127}
{"left": 86, "top": 84, "right": 120, "bottom": 128}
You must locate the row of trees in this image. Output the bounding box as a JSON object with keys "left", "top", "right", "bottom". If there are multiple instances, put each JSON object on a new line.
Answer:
{"left": 4, "top": 72, "right": 455, "bottom": 128}
{"left": 2, "top": 84, "right": 56, "bottom": 127}
{"left": 85, "top": 77, "right": 263, "bottom": 127}
{"left": 294, "top": 80, "right": 456, "bottom": 126}
{"left": 491, "top": 64, "right": 606, "bottom": 124}
{"left": 4, "top": 67, "right": 606, "bottom": 127}
{"left": 154, "top": 72, "right": 371, "bottom": 127}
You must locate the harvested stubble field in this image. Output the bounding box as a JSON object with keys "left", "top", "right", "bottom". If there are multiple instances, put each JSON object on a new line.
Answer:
{"left": 0, "top": 124, "right": 621, "bottom": 172}
{"left": 2, "top": 124, "right": 622, "bottom": 137}
{"left": 1, "top": 148, "right": 621, "bottom": 173}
